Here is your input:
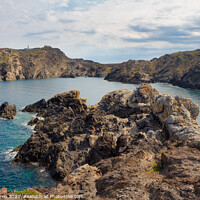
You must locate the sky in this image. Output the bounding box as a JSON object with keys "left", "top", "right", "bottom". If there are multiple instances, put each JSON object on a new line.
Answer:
{"left": 1, "top": 0, "right": 200, "bottom": 63}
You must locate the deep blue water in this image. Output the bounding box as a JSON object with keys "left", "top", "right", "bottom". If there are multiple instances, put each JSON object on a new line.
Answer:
{"left": 0, "top": 77, "right": 200, "bottom": 191}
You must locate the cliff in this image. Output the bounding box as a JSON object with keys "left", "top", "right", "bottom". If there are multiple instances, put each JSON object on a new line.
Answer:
{"left": 11, "top": 84, "right": 200, "bottom": 199}
{"left": 1, "top": 46, "right": 200, "bottom": 90}
{"left": 105, "top": 49, "right": 200, "bottom": 90}
{"left": 0, "top": 46, "right": 110, "bottom": 81}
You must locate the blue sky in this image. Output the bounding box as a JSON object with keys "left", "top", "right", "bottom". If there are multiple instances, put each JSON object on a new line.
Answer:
{"left": 1, "top": 0, "right": 200, "bottom": 63}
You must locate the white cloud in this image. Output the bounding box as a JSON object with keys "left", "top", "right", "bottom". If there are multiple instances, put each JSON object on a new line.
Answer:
{"left": 0, "top": 0, "right": 200, "bottom": 62}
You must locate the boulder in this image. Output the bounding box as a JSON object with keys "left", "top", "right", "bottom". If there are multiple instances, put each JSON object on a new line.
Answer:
{"left": 175, "top": 95, "right": 199, "bottom": 120}
{"left": 128, "top": 83, "right": 159, "bottom": 105}
{"left": 87, "top": 133, "right": 115, "bottom": 165}
{"left": 151, "top": 93, "right": 200, "bottom": 141}
{"left": 98, "top": 89, "right": 132, "bottom": 117}
{"left": 56, "top": 164, "right": 102, "bottom": 199}
{"left": 12, "top": 145, "right": 23, "bottom": 152}
{"left": 0, "top": 102, "right": 16, "bottom": 119}
{"left": 5, "top": 72, "right": 16, "bottom": 81}
{"left": 22, "top": 98, "right": 47, "bottom": 113}
{"left": 0, "top": 187, "right": 7, "bottom": 195}
{"left": 28, "top": 117, "right": 39, "bottom": 126}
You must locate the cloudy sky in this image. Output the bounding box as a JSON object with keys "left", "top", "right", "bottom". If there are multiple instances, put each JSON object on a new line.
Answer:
{"left": 1, "top": 0, "right": 200, "bottom": 63}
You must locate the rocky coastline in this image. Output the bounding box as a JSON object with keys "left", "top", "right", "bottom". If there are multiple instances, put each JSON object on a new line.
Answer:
{"left": 105, "top": 49, "right": 200, "bottom": 90}
{"left": 1, "top": 46, "right": 200, "bottom": 90}
{"left": 4, "top": 84, "right": 199, "bottom": 199}
{"left": 0, "top": 46, "right": 110, "bottom": 82}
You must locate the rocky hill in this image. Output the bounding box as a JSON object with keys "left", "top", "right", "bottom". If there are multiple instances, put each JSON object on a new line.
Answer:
{"left": 0, "top": 46, "right": 110, "bottom": 81}
{"left": 11, "top": 84, "right": 200, "bottom": 199}
{"left": 1, "top": 46, "right": 200, "bottom": 90}
{"left": 105, "top": 49, "right": 200, "bottom": 90}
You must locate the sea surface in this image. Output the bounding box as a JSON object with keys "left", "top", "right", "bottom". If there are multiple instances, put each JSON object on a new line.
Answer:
{"left": 0, "top": 77, "right": 200, "bottom": 191}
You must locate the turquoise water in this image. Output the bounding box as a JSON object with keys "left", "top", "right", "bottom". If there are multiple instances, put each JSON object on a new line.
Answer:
{"left": 0, "top": 77, "right": 200, "bottom": 191}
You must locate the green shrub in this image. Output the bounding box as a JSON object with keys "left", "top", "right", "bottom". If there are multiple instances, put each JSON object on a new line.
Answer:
{"left": 14, "top": 189, "right": 39, "bottom": 196}
{"left": 146, "top": 163, "right": 160, "bottom": 174}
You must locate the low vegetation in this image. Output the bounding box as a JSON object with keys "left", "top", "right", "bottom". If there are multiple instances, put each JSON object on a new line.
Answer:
{"left": 14, "top": 189, "right": 39, "bottom": 196}
{"left": 146, "top": 163, "right": 160, "bottom": 174}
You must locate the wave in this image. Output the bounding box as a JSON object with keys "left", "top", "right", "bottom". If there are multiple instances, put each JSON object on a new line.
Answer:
{"left": 40, "top": 168, "right": 45, "bottom": 173}
{"left": 38, "top": 167, "right": 51, "bottom": 178}
{"left": 37, "top": 117, "right": 44, "bottom": 121}
{"left": 31, "top": 113, "right": 37, "bottom": 118}
{"left": 21, "top": 122, "right": 36, "bottom": 132}
{"left": 1, "top": 149, "right": 18, "bottom": 162}
{"left": 0, "top": 117, "right": 8, "bottom": 121}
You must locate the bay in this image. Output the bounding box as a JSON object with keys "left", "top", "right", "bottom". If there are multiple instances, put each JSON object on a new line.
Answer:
{"left": 0, "top": 77, "right": 200, "bottom": 191}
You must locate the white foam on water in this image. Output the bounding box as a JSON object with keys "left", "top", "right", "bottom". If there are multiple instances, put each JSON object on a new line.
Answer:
{"left": 1, "top": 149, "right": 18, "bottom": 162}
{"left": 40, "top": 168, "right": 45, "bottom": 173}
{"left": 0, "top": 117, "right": 8, "bottom": 121}
{"left": 37, "top": 117, "right": 44, "bottom": 121}
{"left": 21, "top": 122, "right": 36, "bottom": 132}
{"left": 31, "top": 114, "right": 37, "bottom": 118}
{"left": 38, "top": 167, "right": 50, "bottom": 177}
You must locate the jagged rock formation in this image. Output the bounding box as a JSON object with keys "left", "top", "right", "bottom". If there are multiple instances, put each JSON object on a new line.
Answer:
{"left": 12, "top": 84, "right": 200, "bottom": 199}
{"left": 0, "top": 102, "right": 16, "bottom": 119}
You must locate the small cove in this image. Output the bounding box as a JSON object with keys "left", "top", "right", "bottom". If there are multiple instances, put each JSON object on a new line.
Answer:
{"left": 0, "top": 77, "right": 200, "bottom": 191}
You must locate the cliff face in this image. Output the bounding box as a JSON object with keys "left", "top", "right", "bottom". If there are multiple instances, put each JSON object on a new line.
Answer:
{"left": 0, "top": 46, "right": 110, "bottom": 81}
{"left": 105, "top": 49, "right": 200, "bottom": 90}
{"left": 1, "top": 46, "right": 200, "bottom": 90}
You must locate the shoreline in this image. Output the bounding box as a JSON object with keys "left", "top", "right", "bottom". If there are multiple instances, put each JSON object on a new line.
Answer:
{"left": 5, "top": 84, "right": 200, "bottom": 199}
{"left": 1, "top": 46, "right": 200, "bottom": 91}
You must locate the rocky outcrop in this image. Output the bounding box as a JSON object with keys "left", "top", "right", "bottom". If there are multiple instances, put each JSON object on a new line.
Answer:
{"left": 0, "top": 187, "right": 7, "bottom": 195}
{"left": 152, "top": 93, "right": 200, "bottom": 141}
{"left": 15, "top": 90, "right": 135, "bottom": 181}
{"left": 0, "top": 102, "right": 16, "bottom": 119}
{"left": 13, "top": 84, "right": 200, "bottom": 199}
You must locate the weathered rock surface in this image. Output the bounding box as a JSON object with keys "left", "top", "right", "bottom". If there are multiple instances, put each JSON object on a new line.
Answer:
{"left": 0, "top": 102, "right": 16, "bottom": 119}
{"left": 0, "top": 187, "right": 7, "bottom": 195}
{"left": 13, "top": 84, "right": 200, "bottom": 199}
{"left": 152, "top": 93, "right": 200, "bottom": 141}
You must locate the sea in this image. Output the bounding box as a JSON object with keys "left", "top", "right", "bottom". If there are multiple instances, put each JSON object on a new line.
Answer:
{"left": 0, "top": 77, "right": 200, "bottom": 191}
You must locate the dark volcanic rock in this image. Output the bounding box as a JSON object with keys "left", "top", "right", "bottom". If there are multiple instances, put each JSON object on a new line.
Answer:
{"left": 13, "top": 84, "right": 200, "bottom": 199}
{"left": 87, "top": 133, "right": 115, "bottom": 165}
{"left": 0, "top": 102, "right": 16, "bottom": 119}
{"left": 23, "top": 99, "right": 47, "bottom": 113}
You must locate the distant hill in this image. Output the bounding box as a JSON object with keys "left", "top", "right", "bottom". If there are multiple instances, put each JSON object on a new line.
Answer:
{"left": 0, "top": 46, "right": 200, "bottom": 90}
{"left": 105, "top": 49, "right": 200, "bottom": 90}
{"left": 0, "top": 46, "right": 110, "bottom": 81}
